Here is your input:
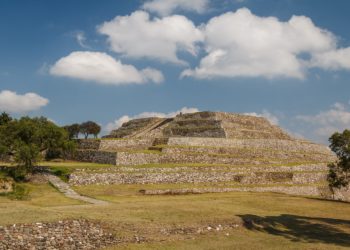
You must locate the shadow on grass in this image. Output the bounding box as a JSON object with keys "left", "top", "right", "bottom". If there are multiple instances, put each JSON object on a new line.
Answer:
{"left": 306, "top": 196, "right": 350, "bottom": 204}
{"left": 238, "top": 214, "right": 350, "bottom": 247}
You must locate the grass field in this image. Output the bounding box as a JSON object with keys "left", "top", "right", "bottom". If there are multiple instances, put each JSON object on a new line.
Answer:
{"left": 1, "top": 161, "right": 350, "bottom": 249}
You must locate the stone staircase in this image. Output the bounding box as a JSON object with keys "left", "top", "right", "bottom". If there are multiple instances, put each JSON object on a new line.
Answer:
{"left": 126, "top": 118, "right": 172, "bottom": 138}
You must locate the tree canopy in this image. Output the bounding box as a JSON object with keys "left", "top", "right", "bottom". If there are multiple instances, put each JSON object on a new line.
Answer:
{"left": 0, "top": 114, "right": 75, "bottom": 177}
{"left": 327, "top": 129, "right": 350, "bottom": 192}
{"left": 79, "top": 121, "right": 101, "bottom": 139}
{"left": 63, "top": 123, "right": 80, "bottom": 139}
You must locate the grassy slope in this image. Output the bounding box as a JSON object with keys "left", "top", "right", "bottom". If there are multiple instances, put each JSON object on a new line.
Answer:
{"left": 1, "top": 186, "right": 350, "bottom": 249}
{"left": 1, "top": 161, "right": 350, "bottom": 249}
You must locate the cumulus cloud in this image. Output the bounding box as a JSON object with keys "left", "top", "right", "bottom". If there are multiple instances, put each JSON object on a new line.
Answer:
{"left": 244, "top": 110, "right": 279, "bottom": 125}
{"left": 105, "top": 107, "right": 199, "bottom": 132}
{"left": 98, "top": 11, "right": 203, "bottom": 64}
{"left": 310, "top": 47, "right": 350, "bottom": 70}
{"left": 50, "top": 51, "right": 164, "bottom": 85}
{"left": 296, "top": 102, "right": 350, "bottom": 143}
{"left": 182, "top": 8, "right": 350, "bottom": 79}
{"left": 0, "top": 90, "right": 49, "bottom": 113}
{"left": 142, "top": 0, "right": 209, "bottom": 16}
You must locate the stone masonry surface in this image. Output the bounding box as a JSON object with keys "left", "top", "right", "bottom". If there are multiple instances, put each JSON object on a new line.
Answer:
{"left": 0, "top": 219, "right": 118, "bottom": 250}
{"left": 99, "top": 138, "right": 154, "bottom": 151}
{"left": 115, "top": 151, "right": 331, "bottom": 166}
{"left": 140, "top": 185, "right": 350, "bottom": 202}
{"left": 73, "top": 150, "right": 116, "bottom": 165}
{"left": 69, "top": 168, "right": 327, "bottom": 186}
{"left": 166, "top": 137, "right": 332, "bottom": 155}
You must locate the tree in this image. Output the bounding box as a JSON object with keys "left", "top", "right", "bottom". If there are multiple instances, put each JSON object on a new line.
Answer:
{"left": 0, "top": 112, "right": 12, "bottom": 125}
{"left": 0, "top": 116, "right": 75, "bottom": 178}
{"left": 327, "top": 129, "right": 350, "bottom": 195}
{"left": 90, "top": 122, "right": 101, "bottom": 138}
{"left": 63, "top": 123, "right": 80, "bottom": 139}
{"left": 80, "top": 121, "right": 101, "bottom": 139}
{"left": 0, "top": 112, "right": 13, "bottom": 157}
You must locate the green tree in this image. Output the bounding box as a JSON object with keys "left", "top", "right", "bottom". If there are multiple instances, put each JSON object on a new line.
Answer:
{"left": 0, "top": 116, "right": 75, "bottom": 178}
{"left": 0, "top": 112, "right": 13, "bottom": 157}
{"left": 0, "top": 112, "right": 12, "bottom": 125}
{"left": 80, "top": 121, "right": 101, "bottom": 139}
{"left": 327, "top": 129, "right": 350, "bottom": 195}
{"left": 63, "top": 123, "right": 80, "bottom": 139}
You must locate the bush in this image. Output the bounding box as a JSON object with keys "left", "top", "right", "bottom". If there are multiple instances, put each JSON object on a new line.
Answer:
{"left": 9, "top": 166, "right": 27, "bottom": 182}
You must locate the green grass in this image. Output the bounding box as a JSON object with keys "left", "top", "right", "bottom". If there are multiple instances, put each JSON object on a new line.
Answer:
{"left": 39, "top": 161, "right": 115, "bottom": 169}
{"left": 0, "top": 161, "right": 348, "bottom": 249}
{"left": 0, "top": 183, "right": 84, "bottom": 206}
{"left": 120, "top": 149, "right": 163, "bottom": 154}
{"left": 108, "top": 230, "right": 350, "bottom": 250}
{"left": 1, "top": 182, "right": 350, "bottom": 249}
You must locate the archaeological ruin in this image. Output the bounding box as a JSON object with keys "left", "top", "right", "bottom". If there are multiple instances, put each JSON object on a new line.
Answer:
{"left": 68, "top": 111, "right": 347, "bottom": 200}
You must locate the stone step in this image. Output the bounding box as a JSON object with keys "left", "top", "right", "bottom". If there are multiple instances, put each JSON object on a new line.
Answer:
{"left": 140, "top": 184, "right": 331, "bottom": 198}
{"left": 115, "top": 151, "right": 328, "bottom": 166}
{"left": 77, "top": 163, "right": 328, "bottom": 173}
{"left": 166, "top": 137, "right": 333, "bottom": 155}
{"left": 69, "top": 170, "right": 327, "bottom": 186}
{"left": 161, "top": 146, "right": 333, "bottom": 163}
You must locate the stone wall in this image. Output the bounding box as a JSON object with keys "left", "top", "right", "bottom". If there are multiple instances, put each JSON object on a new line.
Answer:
{"left": 115, "top": 150, "right": 327, "bottom": 166}
{"left": 161, "top": 146, "right": 333, "bottom": 163}
{"left": 73, "top": 137, "right": 334, "bottom": 166}
{"left": 76, "top": 163, "right": 327, "bottom": 174}
{"left": 0, "top": 219, "right": 118, "bottom": 250}
{"left": 216, "top": 112, "right": 291, "bottom": 140}
{"left": 99, "top": 138, "right": 154, "bottom": 151}
{"left": 161, "top": 152, "right": 279, "bottom": 165}
{"left": 141, "top": 185, "right": 324, "bottom": 197}
{"left": 73, "top": 150, "right": 116, "bottom": 165}
{"left": 69, "top": 170, "right": 327, "bottom": 186}
{"left": 76, "top": 139, "right": 101, "bottom": 150}
{"left": 167, "top": 137, "right": 333, "bottom": 156}
{"left": 116, "top": 152, "right": 161, "bottom": 166}
{"left": 141, "top": 185, "right": 350, "bottom": 203}
{"left": 163, "top": 117, "right": 226, "bottom": 138}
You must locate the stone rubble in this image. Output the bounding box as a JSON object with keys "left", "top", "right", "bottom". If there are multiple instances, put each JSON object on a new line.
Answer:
{"left": 0, "top": 219, "right": 119, "bottom": 250}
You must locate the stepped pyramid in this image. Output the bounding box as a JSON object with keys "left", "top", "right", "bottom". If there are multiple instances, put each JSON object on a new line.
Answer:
{"left": 71, "top": 111, "right": 339, "bottom": 199}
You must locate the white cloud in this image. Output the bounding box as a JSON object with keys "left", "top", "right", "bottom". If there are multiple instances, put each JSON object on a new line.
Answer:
{"left": 310, "top": 47, "right": 350, "bottom": 70}
{"left": 105, "top": 107, "right": 199, "bottom": 132}
{"left": 296, "top": 102, "right": 350, "bottom": 142}
{"left": 244, "top": 110, "right": 279, "bottom": 125}
{"left": 182, "top": 8, "right": 350, "bottom": 79}
{"left": 98, "top": 11, "right": 203, "bottom": 64}
{"left": 0, "top": 90, "right": 49, "bottom": 113}
{"left": 50, "top": 51, "right": 164, "bottom": 85}
{"left": 75, "top": 31, "right": 89, "bottom": 49}
{"left": 142, "top": 0, "right": 209, "bottom": 16}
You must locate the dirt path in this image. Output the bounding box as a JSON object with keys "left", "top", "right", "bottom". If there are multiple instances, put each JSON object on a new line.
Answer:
{"left": 46, "top": 174, "right": 108, "bottom": 205}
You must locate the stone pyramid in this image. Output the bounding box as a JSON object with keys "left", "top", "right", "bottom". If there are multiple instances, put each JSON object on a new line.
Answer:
{"left": 71, "top": 112, "right": 339, "bottom": 199}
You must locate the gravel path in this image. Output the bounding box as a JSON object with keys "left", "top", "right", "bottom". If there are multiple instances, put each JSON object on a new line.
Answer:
{"left": 47, "top": 174, "right": 108, "bottom": 205}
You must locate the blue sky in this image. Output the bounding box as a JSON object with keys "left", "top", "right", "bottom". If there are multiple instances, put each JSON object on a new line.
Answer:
{"left": 0, "top": 0, "right": 350, "bottom": 144}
